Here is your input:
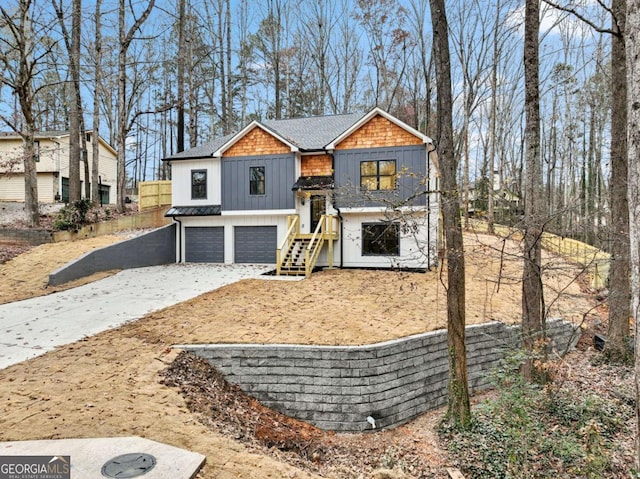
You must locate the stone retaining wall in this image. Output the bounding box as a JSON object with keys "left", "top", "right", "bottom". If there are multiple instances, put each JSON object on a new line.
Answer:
{"left": 0, "top": 227, "right": 54, "bottom": 245}
{"left": 48, "top": 224, "right": 175, "bottom": 286}
{"left": 178, "top": 319, "right": 579, "bottom": 432}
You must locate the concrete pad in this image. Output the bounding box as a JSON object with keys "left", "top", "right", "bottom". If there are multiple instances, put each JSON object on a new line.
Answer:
{"left": 0, "top": 263, "right": 271, "bottom": 369}
{"left": 0, "top": 436, "right": 205, "bottom": 479}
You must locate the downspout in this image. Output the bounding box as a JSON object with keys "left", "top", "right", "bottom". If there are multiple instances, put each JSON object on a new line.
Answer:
{"left": 330, "top": 149, "right": 344, "bottom": 268}
{"left": 426, "top": 143, "right": 436, "bottom": 270}
{"left": 333, "top": 201, "right": 344, "bottom": 268}
{"left": 172, "top": 216, "right": 182, "bottom": 263}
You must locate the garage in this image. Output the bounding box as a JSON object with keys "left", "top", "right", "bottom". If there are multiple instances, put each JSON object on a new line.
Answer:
{"left": 234, "top": 226, "right": 277, "bottom": 263}
{"left": 184, "top": 227, "right": 224, "bottom": 263}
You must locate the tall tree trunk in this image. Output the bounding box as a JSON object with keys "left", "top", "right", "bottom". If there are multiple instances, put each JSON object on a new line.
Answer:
{"left": 176, "top": 0, "right": 185, "bottom": 153}
{"left": 13, "top": 0, "right": 39, "bottom": 226}
{"left": 91, "top": 0, "right": 102, "bottom": 204}
{"left": 522, "top": 0, "right": 545, "bottom": 382}
{"left": 487, "top": 0, "right": 501, "bottom": 234}
{"left": 625, "top": 0, "right": 640, "bottom": 470}
{"left": 68, "top": 0, "right": 82, "bottom": 203}
{"left": 429, "top": 0, "right": 470, "bottom": 428}
{"left": 605, "top": 0, "right": 631, "bottom": 363}
{"left": 116, "top": 0, "right": 155, "bottom": 212}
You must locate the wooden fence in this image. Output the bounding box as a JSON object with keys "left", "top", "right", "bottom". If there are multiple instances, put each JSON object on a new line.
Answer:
{"left": 468, "top": 219, "right": 610, "bottom": 288}
{"left": 138, "top": 180, "right": 172, "bottom": 211}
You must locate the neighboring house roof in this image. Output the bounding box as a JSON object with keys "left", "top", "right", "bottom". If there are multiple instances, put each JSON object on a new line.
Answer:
{"left": 0, "top": 130, "right": 70, "bottom": 139}
{"left": 163, "top": 107, "right": 433, "bottom": 162}
{"left": 0, "top": 130, "right": 117, "bottom": 156}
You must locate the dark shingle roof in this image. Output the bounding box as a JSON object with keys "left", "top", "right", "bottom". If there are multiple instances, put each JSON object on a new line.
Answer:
{"left": 262, "top": 112, "right": 364, "bottom": 151}
{"left": 292, "top": 175, "right": 334, "bottom": 191}
{"left": 163, "top": 133, "right": 235, "bottom": 161}
{"left": 163, "top": 112, "right": 367, "bottom": 161}
{"left": 165, "top": 205, "right": 221, "bottom": 216}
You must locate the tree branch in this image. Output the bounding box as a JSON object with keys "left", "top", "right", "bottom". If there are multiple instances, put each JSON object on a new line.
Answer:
{"left": 542, "top": 0, "right": 619, "bottom": 36}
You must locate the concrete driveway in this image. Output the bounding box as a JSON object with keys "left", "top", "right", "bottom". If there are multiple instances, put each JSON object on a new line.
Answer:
{"left": 0, "top": 263, "right": 272, "bottom": 369}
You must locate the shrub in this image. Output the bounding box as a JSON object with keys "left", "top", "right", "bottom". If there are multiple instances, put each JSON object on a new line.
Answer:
{"left": 53, "top": 199, "right": 92, "bottom": 231}
{"left": 440, "top": 353, "right": 632, "bottom": 478}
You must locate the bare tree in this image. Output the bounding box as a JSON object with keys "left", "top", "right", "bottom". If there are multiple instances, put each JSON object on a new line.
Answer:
{"left": 522, "top": 0, "right": 545, "bottom": 381}
{"left": 176, "top": 0, "right": 186, "bottom": 153}
{"left": 91, "top": 0, "right": 102, "bottom": 204}
{"left": 605, "top": 0, "right": 631, "bottom": 363}
{"left": 543, "top": 0, "right": 631, "bottom": 363}
{"left": 0, "top": 0, "right": 51, "bottom": 226}
{"left": 429, "top": 0, "right": 470, "bottom": 427}
{"left": 116, "top": 0, "right": 155, "bottom": 213}
{"left": 51, "top": 0, "right": 85, "bottom": 203}
{"left": 625, "top": 0, "right": 640, "bottom": 469}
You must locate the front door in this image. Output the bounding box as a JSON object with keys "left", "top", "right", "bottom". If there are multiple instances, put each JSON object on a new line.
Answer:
{"left": 310, "top": 195, "right": 326, "bottom": 231}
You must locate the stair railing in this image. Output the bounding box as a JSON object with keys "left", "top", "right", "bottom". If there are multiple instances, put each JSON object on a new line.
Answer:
{"left": 276, "top": 215, "right": 300, "bottom": 275}
{"left": 304, "top": 215, "right": 328, "bottom": 277}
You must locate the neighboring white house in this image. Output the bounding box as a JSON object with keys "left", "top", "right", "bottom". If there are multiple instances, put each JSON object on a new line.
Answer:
{"left": 163, "top": 107, "right": 439, "bottom": 274}
{"left": 0, "top": 131, "right": 117, "bottom": 204}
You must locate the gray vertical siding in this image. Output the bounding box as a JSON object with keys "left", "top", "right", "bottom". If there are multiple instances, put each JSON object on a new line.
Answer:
{"left": 334, "top": 145, "right": 427, "bottom": 208}
{"left": 221, "top": 154, "right": 296, "bottom": 211}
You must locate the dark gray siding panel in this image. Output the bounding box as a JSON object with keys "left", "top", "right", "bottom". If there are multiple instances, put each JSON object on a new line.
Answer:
{"left": 222, "top": 154, "right": 295, "bottom": 211}
{"left": 334, "top": 145, "right": 427, "bottom": 208}
{"left": 185, "top": 227, "right": 224, "bottom": 263}
{"left": 234, "top": 226, "right": 277, "bottom": 263}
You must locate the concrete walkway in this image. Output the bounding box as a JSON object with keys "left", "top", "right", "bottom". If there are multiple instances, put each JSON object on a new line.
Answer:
{"left": 0, "top": 263, "right": 272, "bottom": 369}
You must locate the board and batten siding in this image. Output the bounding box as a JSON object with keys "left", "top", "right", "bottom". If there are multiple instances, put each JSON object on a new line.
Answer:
{"left": 333, "top": 145, "right": 428, "bottom": 209}
{"left": 221, "top": 154, "right": 295, "bottom": 211}
{"left": 170, "top": 158, "right": 221, "bottom": 206}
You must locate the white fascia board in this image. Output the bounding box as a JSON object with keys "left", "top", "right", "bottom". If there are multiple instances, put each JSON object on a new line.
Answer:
{"left": 213, "top": 121, "right": 299, "bottom": 157}
{"left": 339, "top": 205, "right": 430, "bottom": 214}
{"left": 326, "top": 107, "right": 434, "bottom": 149}
{"left": 220, "top": 209, "right": 296, "bottom": 216}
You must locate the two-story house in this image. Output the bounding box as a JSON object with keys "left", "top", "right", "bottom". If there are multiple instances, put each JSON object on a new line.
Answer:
{"left": 163, "top": 107, "right": 439, "bottom": 274}
{"left": 0, "top": 131, "right": 117, "bottom": 204}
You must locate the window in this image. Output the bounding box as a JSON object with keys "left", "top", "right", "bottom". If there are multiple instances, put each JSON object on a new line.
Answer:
{"left": 250, "top": 166, "right": 265, "bottom": 195}
{"left": 34, "top": 140, "right": 40, "bottom": 162}
{"left": 360, "top": 159, "right": 396, "bottom": 190}
{"left": 362, "top": 223, "right": 400, "bottom": 256}
{"left": 191, "top": 170, "right": 207, "bottom": 199}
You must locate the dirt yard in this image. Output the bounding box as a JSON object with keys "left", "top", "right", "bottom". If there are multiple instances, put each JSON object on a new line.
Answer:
{"left": 0, "top": 231, "right": 602, "bottom": 478}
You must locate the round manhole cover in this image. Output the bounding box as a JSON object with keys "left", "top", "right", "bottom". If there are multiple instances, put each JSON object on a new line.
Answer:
{"left": 101, "top": 453, "right": 157, "bottom": 478}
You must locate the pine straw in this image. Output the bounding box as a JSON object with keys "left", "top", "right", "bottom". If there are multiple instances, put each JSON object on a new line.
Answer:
{"left": 161, "top": 351, "right": 449, "bottom": 478}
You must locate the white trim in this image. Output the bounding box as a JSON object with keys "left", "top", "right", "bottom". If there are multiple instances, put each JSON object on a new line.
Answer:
{"left": 339, "top": 205, "right": 431, "bottom": 214}
{"left": 326, "top": 107, "right": 433, "bottom": 150}
{"left": 213, "top": 122, "right": 299, "bottom": 157}
{"left": 221, "top": 209, "right": 296, "bottom": 216}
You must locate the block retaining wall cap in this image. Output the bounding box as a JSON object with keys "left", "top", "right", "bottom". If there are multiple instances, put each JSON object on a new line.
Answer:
{"left": 176, "top": 319, "right": 579, "bottom": 432}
